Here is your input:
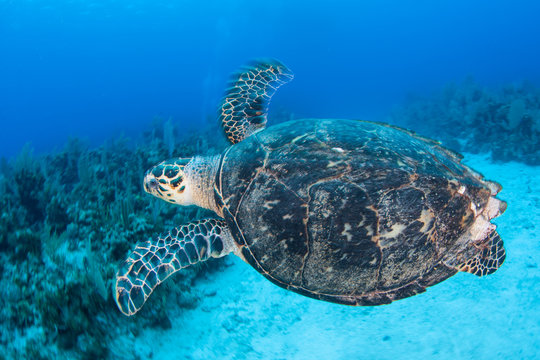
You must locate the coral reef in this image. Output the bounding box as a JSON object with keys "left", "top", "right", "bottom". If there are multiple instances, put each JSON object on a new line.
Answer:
{"left": 0, "top": 118, "right": 227, "bottom": 359}
{"left": 388, "top": 79, "right": 540, "bottom": 165}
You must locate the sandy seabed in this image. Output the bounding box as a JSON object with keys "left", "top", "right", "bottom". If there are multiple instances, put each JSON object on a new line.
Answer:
{"left": 111, "top": 153, "right": 539, "bottom": 360}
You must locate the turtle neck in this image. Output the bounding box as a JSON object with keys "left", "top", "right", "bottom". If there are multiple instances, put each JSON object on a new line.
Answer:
{"left": 185, "top": 155, "right": 222, "bottom": 216}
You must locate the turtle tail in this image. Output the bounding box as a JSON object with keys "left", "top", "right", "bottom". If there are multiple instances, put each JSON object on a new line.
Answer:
{"left": 115, "top": 219, "right": 233, "bottom": 316}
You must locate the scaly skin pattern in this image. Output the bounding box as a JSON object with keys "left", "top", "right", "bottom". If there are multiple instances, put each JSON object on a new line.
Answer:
{"left": 144, "top": 158, "right": 190, "bottom": 204}
{"left": 215, "top": 118, "right": 506, "bottom": 306}
{"left": 457, "top": 231, "right": 505, "bottom": 276}
{"left": 219, "top": 59, "right": 294, "bottom": 144}
{"left": 115, "top": 219, "right": 231, "bottom": 316}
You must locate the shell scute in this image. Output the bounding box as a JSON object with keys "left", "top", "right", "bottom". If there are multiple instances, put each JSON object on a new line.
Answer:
{"left": 303, "top": 180, "right": 381, "bottom": 294}
{"left": 235, "top": 172, "right": 308, "bottom": 286}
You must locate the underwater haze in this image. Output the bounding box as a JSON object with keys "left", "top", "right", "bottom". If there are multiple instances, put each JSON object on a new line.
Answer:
{"left": 1, "top": 0, "right": 540, "bottom": 158}
{"left": 0, "top": 1, "right": 539, "bottom": 360}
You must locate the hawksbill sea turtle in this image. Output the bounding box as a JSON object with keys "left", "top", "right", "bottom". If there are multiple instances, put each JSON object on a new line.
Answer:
{"left": 114, "top": 59, "right": 506, "bottom": 316}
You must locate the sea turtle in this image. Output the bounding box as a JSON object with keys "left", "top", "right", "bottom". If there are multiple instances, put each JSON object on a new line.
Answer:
{"left": 115, "top": 60, "right": 506, "bottom": 316}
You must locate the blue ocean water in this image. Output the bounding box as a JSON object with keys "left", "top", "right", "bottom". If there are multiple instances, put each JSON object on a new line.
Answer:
{"left": 1, "top": 0, "right": 540, "bottom": 158}
{"left": 0, "top": 1, "right": 539, "bottom": 359}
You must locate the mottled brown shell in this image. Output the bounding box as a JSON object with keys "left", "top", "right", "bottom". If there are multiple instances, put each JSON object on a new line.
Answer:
{"left": 214, "top": 119, "right": 499, "bottom": 305}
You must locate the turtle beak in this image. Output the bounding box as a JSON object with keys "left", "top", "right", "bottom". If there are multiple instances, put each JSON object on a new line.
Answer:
{"left": 143, "top": 172, "right": 160, "bottom": 195}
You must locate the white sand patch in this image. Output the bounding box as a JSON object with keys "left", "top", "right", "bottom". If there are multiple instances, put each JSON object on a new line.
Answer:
{"left": 112, "top": 153, "right": 539, "bottom": 359}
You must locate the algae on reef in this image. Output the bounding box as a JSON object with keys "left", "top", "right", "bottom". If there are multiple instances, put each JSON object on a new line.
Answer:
{"left": 388, "top": 79, "right": 540, "bottom": 165}
{"left": 0, "top": 118, "right": 227, "bottom": 359}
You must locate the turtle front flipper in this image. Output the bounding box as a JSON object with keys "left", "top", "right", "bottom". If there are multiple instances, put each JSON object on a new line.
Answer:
{"left": 219, "top": 59, "right": 293, "bottom": 144}
{"left": 115, "top": 219, "right": 235, "bottom": 316}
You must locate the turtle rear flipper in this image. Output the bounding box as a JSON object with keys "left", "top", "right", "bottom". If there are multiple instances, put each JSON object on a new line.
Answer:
{"left": 457, "top": 231, "right": 506, "bottom": 276}
{"left": 115, "top": 219, "right": 235, "bottom": 316}
{"left": 219, "top": 59, "right": 293, "bottom": 144}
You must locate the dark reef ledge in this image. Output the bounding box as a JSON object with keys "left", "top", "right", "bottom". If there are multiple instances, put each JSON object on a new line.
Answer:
{"left": 388, "top": 79, "right": 540, "bottom": 165}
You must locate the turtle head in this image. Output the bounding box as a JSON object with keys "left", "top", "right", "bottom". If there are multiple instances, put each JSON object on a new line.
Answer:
{"left": 143, "top": 158, "right": 194, "bottom": 205}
